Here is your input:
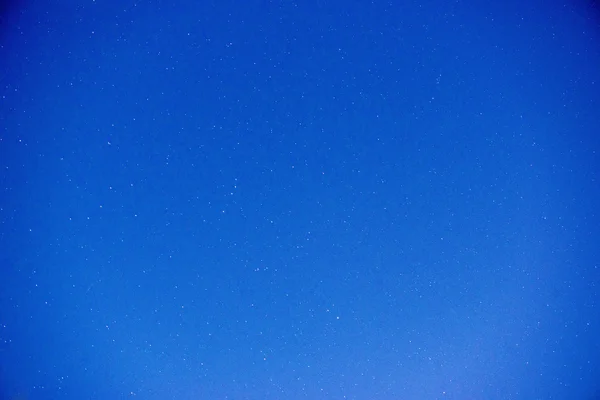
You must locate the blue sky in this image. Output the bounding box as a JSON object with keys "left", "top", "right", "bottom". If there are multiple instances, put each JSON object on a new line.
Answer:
{"left": 1, "top": 0, "right": 599, "bottom": 399}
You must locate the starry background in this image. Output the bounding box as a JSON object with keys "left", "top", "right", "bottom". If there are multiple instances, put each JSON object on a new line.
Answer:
{"left": 1, "top": 0, "right": 600, "bottom": 399}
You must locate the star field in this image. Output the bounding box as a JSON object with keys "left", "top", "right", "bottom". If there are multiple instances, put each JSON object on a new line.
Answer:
{"left": 1, "top": 1, "right": 599, "bottom": 399}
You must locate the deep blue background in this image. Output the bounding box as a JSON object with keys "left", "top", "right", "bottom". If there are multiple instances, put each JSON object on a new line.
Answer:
{"left": 1, "top": 0, "right": 599, "bottom": 399}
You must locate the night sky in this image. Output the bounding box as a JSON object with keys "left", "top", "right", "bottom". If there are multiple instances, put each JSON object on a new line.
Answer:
{"left": 1, "top": 0, "right": 600, "bottom": 399}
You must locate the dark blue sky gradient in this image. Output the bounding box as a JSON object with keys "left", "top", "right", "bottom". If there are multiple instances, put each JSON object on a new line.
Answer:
{"left": 1, "top": 1, "right": 600, "bottom": 399}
